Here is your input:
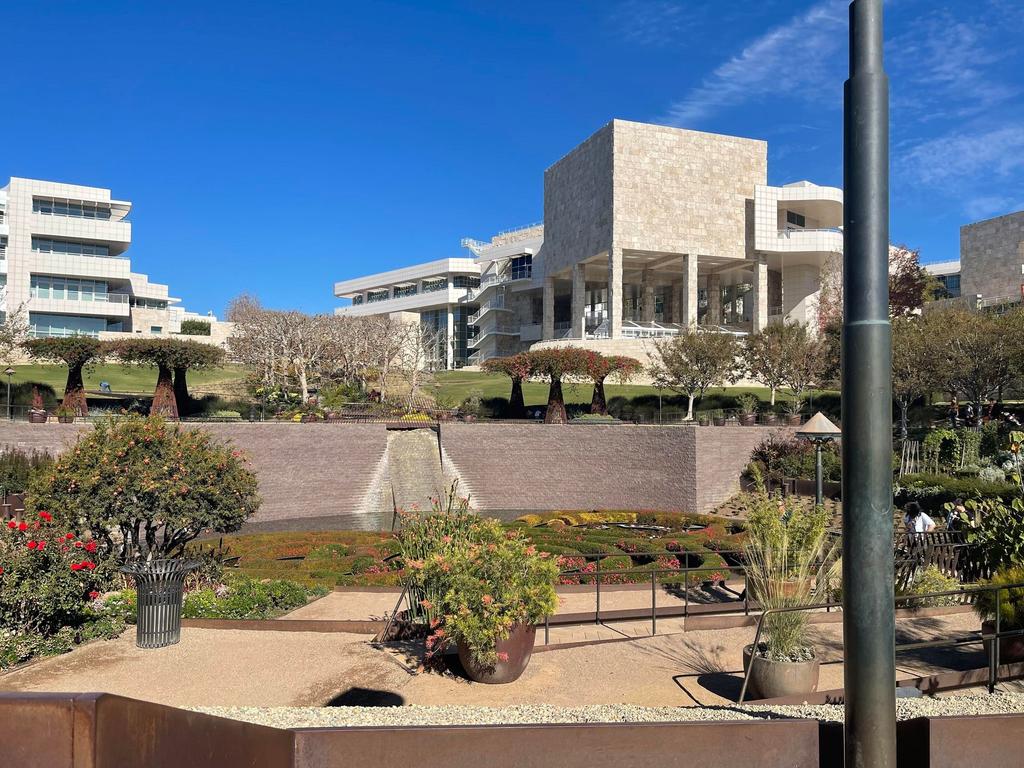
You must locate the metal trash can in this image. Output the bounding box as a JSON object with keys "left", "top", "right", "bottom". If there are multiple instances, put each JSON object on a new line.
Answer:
{"left": 121, "top": 559, "right": 198, "bottom": 649}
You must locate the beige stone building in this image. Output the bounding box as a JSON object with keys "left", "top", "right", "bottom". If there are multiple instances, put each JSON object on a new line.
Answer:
{"left": 335, "top": 119, "right": 843, "bottom": 367}
{"left": 960, "top": 210, "right": 1024, "bottom": 303}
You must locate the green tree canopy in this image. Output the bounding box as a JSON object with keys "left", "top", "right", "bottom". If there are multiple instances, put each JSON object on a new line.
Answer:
{"left": 526, "top": 347, "right": 590, "bottom": 424}
{"left": 110, "top": 338, "right": 224, "bottom": 418}
{"left": 27, "top": 415, "right": 260, "bottom": 562}
{"left": 21, "top": 336, "right": 105, "bottom": 416}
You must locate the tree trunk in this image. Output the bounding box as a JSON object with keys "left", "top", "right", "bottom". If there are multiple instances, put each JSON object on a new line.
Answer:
{"left": 770, "top": 387, "right": 776, "bottom": 406}
{"left": 687, "top": 394, "right": 695, "bottom": 421}
{"left": 298, "top": 365, "right": 309, "bottom": 403}
{"left": 150, "top": 364, "right": 179, "bottom": 419}
{"left": 509, "top": 378, "right": 526, "bottom": 419}
{"left": 173, "top": 366, "right": 190, "bottom": 416}
{"left": 544, "top": 377, "right": 567, "bottom": 424}
{"left": 591, "top": 377, "right": 608, "bottom": 415}
{"left": 899, "top": 401, "right": 908, "bottom": 442}
{"left": 63, "top": 362, "right": 88, "bottom": 416}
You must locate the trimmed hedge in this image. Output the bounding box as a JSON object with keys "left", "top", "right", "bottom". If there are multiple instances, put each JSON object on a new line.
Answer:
{"left": 895, "top": 472, "right": 1019, "bottom": 513}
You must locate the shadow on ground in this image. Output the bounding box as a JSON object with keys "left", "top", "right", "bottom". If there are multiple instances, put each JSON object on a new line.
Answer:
{"left": 327, "top": 687, "right": 406, "bottom": 707}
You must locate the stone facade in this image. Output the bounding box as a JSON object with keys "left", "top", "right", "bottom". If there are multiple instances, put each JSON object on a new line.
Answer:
{"left": 960, "top": 210, "right": 1024, "bottom": 301}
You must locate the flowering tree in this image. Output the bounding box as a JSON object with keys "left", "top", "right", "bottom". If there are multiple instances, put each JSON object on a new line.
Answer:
{"left": 481, "top": 353, "right": 534, "bottom": 418}
{"left": 0, "top": 302, "right": 30, "bottom": 366}
{"left": 817, "top": 244, "right": 932, "bottom": 328}
{"left": 0, "top": 509, "right": 102, "bottom": 635}
{"left": 650, "top": 331, "right": 739, "bottom": 420}
{"left": 22, "top": 337, "right": 105, "bottom": 416}
{"left": 27, "top": 415, "right": 261, "bottom": 563}
{"left": 526, "top": 347, "right": 590, "bottom": 424}
{"left": 582, "top": 352, "right": 642, "bottom": 415}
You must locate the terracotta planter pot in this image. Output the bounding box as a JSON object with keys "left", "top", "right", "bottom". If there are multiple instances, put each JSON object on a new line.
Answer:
{"left": 763, "top": 413, "right": 778, "bottom": 425}
{"left": 713, "top": 416, "right": 726, "bottom": 426}
{"left": 742, "top": 645, "right": 820, "bottom": 700}
{"left": 749, "top": 577, "right": 815, "bottom": 604}
{"left": 457, "top": 623, "right": 536, "bottom": 684}
{"left": 697, "top": 416, "right": 711, "bottom": 427}
{"left": 28, "top": 411, "right": 47, "bottom": 424}
{"left": 786, "top": 414, "right": 802, "bottom": 426}
{"left": 982, "top": 620, "right": 1024, "bottom": 664}
{"left": 740, "top": 413, "right": 757, "bottom": 426}
{"left": 57, "top": 415, "right": 74, "bottom": 424}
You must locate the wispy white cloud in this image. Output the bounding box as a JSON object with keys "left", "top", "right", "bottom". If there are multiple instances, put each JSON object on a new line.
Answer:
{"left": 661, "top": 0, "right": 847, "bottom": 127}
{"left": 609, "top": 1, "right": 697, "bottom": 47}
{"left": 898, "top": 125, "right": 1024, "bottom": 186}
{"left": 964, "top": 195, "right": 1024, "bottom": 221}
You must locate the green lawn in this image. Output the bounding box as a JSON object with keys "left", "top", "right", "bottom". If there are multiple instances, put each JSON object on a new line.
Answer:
{"left": 435, "top": 370, "right": 824, "bottom": 411}
{"left": 5, "top": 363, "right": 247, "bottom": 401}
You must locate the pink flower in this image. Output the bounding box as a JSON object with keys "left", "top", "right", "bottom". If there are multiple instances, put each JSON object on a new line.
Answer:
{"left": 482, "top": 594, "right": 494, "bottom": 606}
{"left": 89, "top": 590, "right": 100, "bottom": 600}
{"left": 420, "top": 599, "right": 433, "bottom": 611}
{"left": 496, "top": 652, "right": 510, "bottom": 662}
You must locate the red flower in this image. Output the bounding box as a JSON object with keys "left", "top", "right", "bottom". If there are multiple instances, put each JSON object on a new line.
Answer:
{"left": 38, "top": 511, "right": 52, "bottom": 522}
{"left": 38, "top": 540, "right": 46, "bottom": 550}
{"left": 0, "top": 566, "right": 4, "bottom": 574}
{"left": 26, "top": 540, "right": 38, "bottom": 550}
{"left": 89, "top": 590, "right": 100, "bottom": 600}
{"left": 84, "top": 561, "right": 96, "bottom": 570}
{"left": 65, "top": 533, "right": 75, "bottom": 540}
{"left": 6, "top": 520, "right": 16, "bottom": 529}
{"left": 74, "top": 541, "right": 83, "bottom": 548}
{"left": 70, "top": 562, "right": 83, "bottom": 571}
{"left": 84, "top": 541, "right": 97, "bottom": 553}
{"left": 18, "top": 522, "right": 28, "bottom": 532}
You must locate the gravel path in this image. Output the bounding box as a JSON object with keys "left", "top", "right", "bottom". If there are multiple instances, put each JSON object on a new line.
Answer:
{"left": 192, "top": 691, "right": 1024, "bottom": 729}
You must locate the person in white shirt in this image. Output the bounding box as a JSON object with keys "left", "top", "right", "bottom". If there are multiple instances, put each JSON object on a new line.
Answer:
{"left": 904, "top": 502, "right": 935, "bottom": 535}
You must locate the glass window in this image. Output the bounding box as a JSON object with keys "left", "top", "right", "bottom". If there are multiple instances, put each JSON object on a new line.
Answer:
{"left": 394, "top": 284, "right": 417, "bottom": 298}
{"left": 28, "top": 313, "right": 107, "bottom": 338}
{"left": 422, "top": 278, "right": 447, "bottom": 293}
{"left": 351, "top": 295, "right": 364, "bottom": 305}
{"left": 786, "top": 210, "right": 806, "bottom": 228}
{"left": 150, "top": 326, "right": 163, "bottom": 334}
{"left": 367, "top": 289, "right": 390, "bottom": 303}
{"left": 453, "top": 275, "right": 481, "bottom": 289}
{"left": 33, "top": 197, "right": 112, "bottom": 220}
{"left": 510, "top": 255, "right": 533, "bottom": 280}
{"left": 32, "top": 237, "right": 112, "bottom": 258}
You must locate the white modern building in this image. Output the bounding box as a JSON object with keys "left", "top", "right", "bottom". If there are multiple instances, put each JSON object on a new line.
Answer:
{"left": 0, "top": 177, "right": 228, "bottom": 343}
{"left": 334, "top": 120, "right": 844, "bottom": 368}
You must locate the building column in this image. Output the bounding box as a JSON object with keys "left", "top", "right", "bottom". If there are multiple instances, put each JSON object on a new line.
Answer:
{"left": 571, "top": 264, "right": 586, "bottom": 339}
{"left": 641, "top": 270, "right": 656, "bottom": 322}
{"left": 707, "top": 273, "right": 721, "bottom": 325}
{"left": 608, "top": 249, "right": 623, "bottom": 339}
{"left": 542, "top": 276, "right": 555, "bottom": 340}
{"left": 681, "top": 253, "right": 698, "bottom": 327}
{"left": 662, "top": 282, "right": 675, "bottom": 323}
{"left": 446, "top": 307, "right": 455, "bottom": 369}
{"left": 752, "top": 257, "right": 768, "bottom": 333}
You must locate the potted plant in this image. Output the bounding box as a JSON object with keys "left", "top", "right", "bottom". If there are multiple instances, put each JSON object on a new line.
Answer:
{"left": 713, "top": 412, "right": 727, "bottom": 426}
{"left": 697, "top": 412, "right": 711, "bottom": 427}
{"left": 742, "top": 525, "right": 836, "bottom": 700}
{"left": 737, "top": 393, "right": 760, "bottom": 426}
{"left": 55, "top": 404, "right": 76, "bottom": 424}
{"left": 763, "top": 411, "right": 779, "bottom": 426}
{"left": 419, "top": 518, "right": 558, "bottom": 684}
{"left": 975, "top": 566, "right": 1024, "bottom": 665}
{"left": 27, "top": 388, "right": 47, "bottom": 424}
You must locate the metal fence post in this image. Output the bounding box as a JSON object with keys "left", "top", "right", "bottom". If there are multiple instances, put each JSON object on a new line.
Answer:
{"left": 595, "top": 556, "right": 601, "bottom": 624}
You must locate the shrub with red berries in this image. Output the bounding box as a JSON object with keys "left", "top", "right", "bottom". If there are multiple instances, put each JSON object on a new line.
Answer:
{"left": 0, "top": 510, "right": 102, "bottom": 634}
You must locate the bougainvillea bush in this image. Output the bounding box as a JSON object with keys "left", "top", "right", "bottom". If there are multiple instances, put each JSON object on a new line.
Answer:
{"left": 28, "top": 415, "right": 261, "bottom": 563}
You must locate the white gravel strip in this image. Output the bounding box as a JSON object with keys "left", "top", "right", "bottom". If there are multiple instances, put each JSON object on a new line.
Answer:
{"left": 191, "top": 691, "right": 1024, "bottom": 729}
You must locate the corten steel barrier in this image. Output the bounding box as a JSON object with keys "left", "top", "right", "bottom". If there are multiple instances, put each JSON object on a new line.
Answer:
{"left": 737, "top": 580, "right": 1024, "bottom": 703}
{"left": 121, "top": 560, "right": 198, "bottom": 648}
{"left": 0, "top": 692, "right": 822, "bottom": 768}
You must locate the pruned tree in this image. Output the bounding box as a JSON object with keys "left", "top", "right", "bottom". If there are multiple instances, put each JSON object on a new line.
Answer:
{"left": 779, "top": 323, "right": 826, "bottom": 414}
{"left": 526, "top": 347, "right": 590, "bottom": 424}
{"left": 582, "top": 352, "right": 642, "bottom": 415}
{"left": 171, "top": 340, "right": 225, "bottom": 414}
{"left": 891, "top": 316, "right": 940, "bottom": 441}
{"left": 21, "top": 336, "right": 105, "bottom": 416}
{"left": 650, "top": 331, "right": 739, "bottom": 420}
{"left": 482, "top": 353, "right": 534, "bottom": 418}
{"left": 929, "top": 307, "right": 1024, "bottom": 426}
{"left": 110, "top": 338, "right": 224, "bottom": 418}
{"left": 817, "top": 244, "right": 932, "bottom": 328}
{"left": 742, "top": 323, "right": 798, "bottom": 406}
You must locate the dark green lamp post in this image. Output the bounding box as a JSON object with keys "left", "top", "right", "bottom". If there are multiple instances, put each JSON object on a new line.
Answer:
{"left": 796, "top": 412, "right": 841, "bottom": 505}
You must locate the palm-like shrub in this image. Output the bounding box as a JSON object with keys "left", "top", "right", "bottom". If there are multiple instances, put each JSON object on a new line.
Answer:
{"left": 22, "top": 336, "right": 105, "bottom": 416}
{"left": 527, "top": 347, "right": 590, "bottom": 424}
{"left": 481, "top": 354, "right": 533, "bottom": 418}
{"left": 27, "top": 415, "right": 260, "bottom": 563}
{"left": 582, "top": 352, "right": 641, "bottom": 416}
{"left": 109, "top": 338, "right": 224, "bottom": 418}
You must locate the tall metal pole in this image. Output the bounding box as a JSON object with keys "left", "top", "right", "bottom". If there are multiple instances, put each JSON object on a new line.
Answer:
{"left": 843, "top": 1, "right": 896, "bottom": 767}
{"left": 814, "top": 441, "right": 824, "bottom": 506}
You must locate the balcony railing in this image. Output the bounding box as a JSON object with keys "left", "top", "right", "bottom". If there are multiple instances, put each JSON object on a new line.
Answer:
{"left": 31, "top": 292, "right": 130, "bottom": 304}
{"left": 467, "top": 298, "right": 511, "bottom": 324}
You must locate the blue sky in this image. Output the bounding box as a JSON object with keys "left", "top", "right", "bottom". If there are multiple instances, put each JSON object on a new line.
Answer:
{"left": 3, "top": 0, "right": 1022, "bottom": 315}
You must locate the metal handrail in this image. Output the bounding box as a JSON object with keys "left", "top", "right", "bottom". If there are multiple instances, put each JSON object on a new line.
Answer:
{"left": 736, "top": 580, "right": 1024, "bottom": 703}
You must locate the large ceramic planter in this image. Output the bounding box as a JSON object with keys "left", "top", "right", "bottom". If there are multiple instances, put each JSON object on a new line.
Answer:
{"left": 763, "top": 413, "right": 778, "bottom": 426}
{"left": 740, "top": 414, "right": 757, "bottom": 426}
{"left": 748, "top": 577, "right": 815, "bottom": 604}
{"left": 742, "top": 645, "right": 820, "bottom": 700}
{"left": 28, "top": 411, "right": 47, "bottom": 424}
{"left": 713, "top": 416, "right": 726, "bottom": 426}
{"left": 57, "top": 415, "right": 74, "bottom": 424}
{"left": 457, "top": 623, "right": 536, "bottom": 684}
{"left": 982, "top": 620, "right": 1024, "bottom": 665}
{"left": 786, "top": 414, "right": 802, "bottom": 426}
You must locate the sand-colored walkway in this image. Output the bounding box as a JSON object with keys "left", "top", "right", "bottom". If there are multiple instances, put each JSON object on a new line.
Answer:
{"left": 0, "top": 613, "right": 984, "bottom": 710}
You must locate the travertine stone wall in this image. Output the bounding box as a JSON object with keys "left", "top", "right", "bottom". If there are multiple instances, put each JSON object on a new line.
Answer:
{"left": 610, "top": 120, "right": 767, "bottom": 259}
{"left": 961, "top": 211, "right": 1024, "bottom": 300}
